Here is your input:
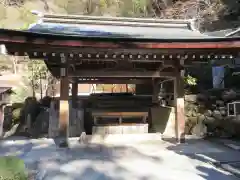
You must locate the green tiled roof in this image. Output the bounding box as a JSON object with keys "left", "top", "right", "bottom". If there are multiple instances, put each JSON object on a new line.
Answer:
{"left": 27, "top": 12, "right": 217, "bottom": 40}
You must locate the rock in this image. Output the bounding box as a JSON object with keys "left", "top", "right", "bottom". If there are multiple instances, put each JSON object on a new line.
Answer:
{"left": 222, "top": 89, "right": 237, "bottom": 101}
{"left": 3, "top": 123, "right": 19, "bottom": 138}
{"left": 185, "top": 110, "right": 192, "bottom": 117}
{"left": 204, "top": 116, "right": 216, "bottom": 124}
{"left": 209, "top": 95, "right": 217, "bottom": 101}
{"left": 204, "top": 110, "right": 213, "bottom": 117}
{"left": 192, "top": 109, "right": 198, "bottom": 117}
{"left": 212, "top": 104, "right": 217, "bottom": 109}
{"left": 213, "top": 110, "right": 222, "bottom": 119}
{"left": 185, "top": 102, "right": 198, "bottom": 117}
{"left": 198, "top": 114, "right": 206, "bottom": 122}
{"left": 216, "top": 100, "right": 224, "bottom": 106}
{"left": 219, "top": 106, "right": 226, "bottom": 110}
{"left": 220, "top": 108, "right": 227, "bottom": 116}
{"left": 187, "top": 116, "right": 198, "bottom": 124}
{"left": 192, "top": 122, "right": 207, "bottom": 137}
{"left": 185, "top": 95, "right": 197, "bottom": 102}
{"left": 197, "top": 94, "right": 208, "bottom": 101}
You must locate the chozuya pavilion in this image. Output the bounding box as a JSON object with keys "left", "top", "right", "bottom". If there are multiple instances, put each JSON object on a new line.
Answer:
{"left": 0, "top": 11, "right": 239, "bottom": 147}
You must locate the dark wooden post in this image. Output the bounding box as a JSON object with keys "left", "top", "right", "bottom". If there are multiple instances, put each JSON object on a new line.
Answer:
{"left": 0, "top": 105, "right": 4, "bottom": 138}
{"left": 59, "top": 54, "right": 69, "bottom": 147}
{"left": 152, "top": 79, "right": 159, "bottom": 104}
{"left": 174, "top": 60, "right": 185, "bottom": 143}
{"left": 71, "top": 80, "right": 78, "bottom": 109}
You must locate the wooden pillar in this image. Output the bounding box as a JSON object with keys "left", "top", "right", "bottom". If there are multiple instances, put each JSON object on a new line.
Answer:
{"left": 72, "top": 80, "right": 78, "bottom": 109}
{"left": 174, "top": 61, "right": 185, "bottom": 143}
{"left": 59, "top": 54, "right": 69, "bottom": 147}
{"left": 0, "top": 105, "right": 4, "bottom": 138}
{"left": 152, "top": 79, "right": 159, "bottom": 104}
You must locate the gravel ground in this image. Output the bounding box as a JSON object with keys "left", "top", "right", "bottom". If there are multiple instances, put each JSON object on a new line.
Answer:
{"left": 1, "top": 137, "right": 240, "bottom": 180}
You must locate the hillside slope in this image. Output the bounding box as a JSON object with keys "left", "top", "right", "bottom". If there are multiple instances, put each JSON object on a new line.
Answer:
{"left": 0, "top": 0, "right": 239, "bottom": 32}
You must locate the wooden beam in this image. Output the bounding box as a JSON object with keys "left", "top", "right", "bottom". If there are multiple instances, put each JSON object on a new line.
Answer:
{"left": 70, "top": 70, "right": 175, "bottom": 78}
{"left": 174, "top": 67, "right": 185, "bottom": 143}
{"left": 6, "top": 46, "right": 239, "bottom": 59}
{"left": 75, "top": 79, "right": 152, "bottom": 84}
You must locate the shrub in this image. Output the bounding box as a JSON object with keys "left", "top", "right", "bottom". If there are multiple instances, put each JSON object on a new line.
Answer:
{"left": 39, "top": 96, "right": 52, "bottom": 108}
{"left": 12, "top": 108, "right": 22, "bottom": 125}
{"left": 20, "top": 97, "right": 41, "bottom": 125}
{"left": 11, "top": 103, "right": 24, "bottom": 110}
{"left": 0, "top": 156, "right": 27, "bottom": 180}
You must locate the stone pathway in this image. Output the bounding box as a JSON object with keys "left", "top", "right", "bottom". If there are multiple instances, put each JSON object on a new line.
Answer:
{"left": 1, "top": 137, "right": 240, "bottom": 180}
{"left": 207, "top": 138, "right": 240, "bottom": 177}
{"left": 210, "top": 138, "right": 240, "bottom": 151}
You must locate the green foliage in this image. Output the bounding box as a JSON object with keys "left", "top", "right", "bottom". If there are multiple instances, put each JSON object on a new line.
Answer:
{"left": 184, "top": 75, "right": 197, "bottom": 86}
{"left": 0, "top": 156, "right": 27, "bottom": 180}
{"left": 0, "top": 4, "right": 6, "bottom": 20}
{"left": 65, "top": 0, "right": 86, "bottom": 14}
{"left": 24, "top": 60, "right": 53, "bottom": 98}
{"left": 53, "top": 0, "right": 69, "bottom": 9}
{"left": 18, "top": 8, "right": 36, "bottom": 26}
{"left": 118, "top": 0, "right": 148, "bottom": 17}
{"left": 10, "top": 87, "right": 30, "bottom": 103}
{"left": 12, "top": 108, "right": 22, "bottom": 125}
{"left": 9, "top": 60, "right": 54, "bottom": 101}
{"left": 12, "top": 103, "right": 24, "bottom": 110}
{"left": 11, "top": 103, "right": 24, "bottom": 125}
{"left": 19, "top": 22, "right": 31, "bottom": 30}
{"left": 0, "top": 55, "right": 13, "bottom": 72}
{"left": 0, "top": 0, "right": 238, "bottom": 31}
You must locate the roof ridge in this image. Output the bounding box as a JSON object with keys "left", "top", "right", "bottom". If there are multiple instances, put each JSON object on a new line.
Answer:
{"left": 31, "top": 10, "right": 195, "bottom": 30}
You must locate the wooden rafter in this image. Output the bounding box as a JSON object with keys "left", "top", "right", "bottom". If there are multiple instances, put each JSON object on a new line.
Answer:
{"left": 72, "top": 79, "right": 155, "bottom": 84}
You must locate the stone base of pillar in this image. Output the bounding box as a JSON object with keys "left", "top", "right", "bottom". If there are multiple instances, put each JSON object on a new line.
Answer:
{"left": 179, "top": 133, "right": 185, "bottom": 143}
{"left": 59, "top": 139, "right": 69, "bottom": 148}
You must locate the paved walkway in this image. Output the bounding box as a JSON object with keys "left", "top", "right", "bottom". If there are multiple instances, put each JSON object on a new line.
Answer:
{"left": 210, "top": 138, "right": 240, "bottom": 151}
{"left": 0, "top": 137, "right": 240, "bottom": 180}
{"left": 206, "top": 138, "right": 240, "bottom": 177}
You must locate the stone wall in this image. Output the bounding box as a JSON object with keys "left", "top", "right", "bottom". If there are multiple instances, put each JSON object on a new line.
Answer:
{"left": 184, "top": 89, "right": 240, "bottom": 137}
{"left": 149, "top": 91, "right": 235, "bottom": 138}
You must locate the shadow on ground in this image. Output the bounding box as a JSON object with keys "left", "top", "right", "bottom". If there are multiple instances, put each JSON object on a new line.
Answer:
{"left": 166, "top": 138, "right": 240, "bottom": 180}
{"left": 0, "top": 138, "right": 162, "bottom": 180}
{"left": 1, "top": 137, "right": 240, "bottom": 179}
